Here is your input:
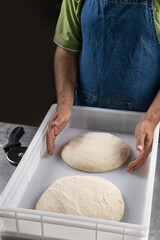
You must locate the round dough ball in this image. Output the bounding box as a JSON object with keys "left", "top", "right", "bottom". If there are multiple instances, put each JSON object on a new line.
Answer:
{"left": 36, "top": 176, "right": 125, "bottom": 221}
{"left": 61, "top": 132, "right": 130, "bottom": 172}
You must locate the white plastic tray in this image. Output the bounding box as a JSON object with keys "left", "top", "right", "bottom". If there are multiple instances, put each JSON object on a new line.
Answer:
{"left": 0, "top": 104, "right": 159, "bottom": 240}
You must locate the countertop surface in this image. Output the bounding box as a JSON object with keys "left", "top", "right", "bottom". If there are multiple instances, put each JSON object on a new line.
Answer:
{"left": 0, "top": 122, "right": 159, "bottom": 240}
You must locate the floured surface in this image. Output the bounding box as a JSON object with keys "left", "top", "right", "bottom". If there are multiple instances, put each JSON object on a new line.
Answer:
{"left": 17, "top": 126, "right": 151, "bottom": 225}
{"left": 61, "top": 132, "right": 130, "bottom": 172}
{"left": 36, "top": 176, "right": 125, "bottom": 221}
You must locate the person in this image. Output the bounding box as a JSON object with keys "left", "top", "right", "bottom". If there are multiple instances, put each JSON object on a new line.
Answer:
{"left": 46, "top": 0, "right": 160, "bottom": 173}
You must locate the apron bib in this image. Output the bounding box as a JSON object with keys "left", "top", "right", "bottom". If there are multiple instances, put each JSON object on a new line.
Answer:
{"left": 74, "top": 0, "right": 160, "bottom": 112}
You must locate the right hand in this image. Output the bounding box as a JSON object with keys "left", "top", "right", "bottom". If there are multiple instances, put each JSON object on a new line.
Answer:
{"left": 46, "top": 105, "right": 72, "bottom": 155}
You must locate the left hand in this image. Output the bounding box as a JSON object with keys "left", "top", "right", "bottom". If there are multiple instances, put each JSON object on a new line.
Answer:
{"left": 127, "top": 120, "right": 155, "bottom": 172}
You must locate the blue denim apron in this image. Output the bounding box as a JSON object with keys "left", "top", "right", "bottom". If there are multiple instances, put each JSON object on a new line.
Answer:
{"left": 74, "top": 0, "right": 160, "bottom": 141}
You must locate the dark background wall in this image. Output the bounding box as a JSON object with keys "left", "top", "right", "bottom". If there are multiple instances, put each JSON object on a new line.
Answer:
{"left": 0, "top": 0, "right": 62, "bottom": 126}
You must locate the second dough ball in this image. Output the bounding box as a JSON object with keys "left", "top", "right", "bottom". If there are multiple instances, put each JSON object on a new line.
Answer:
{"left": 61, "top": 132, "right": 130, "bottom": 172}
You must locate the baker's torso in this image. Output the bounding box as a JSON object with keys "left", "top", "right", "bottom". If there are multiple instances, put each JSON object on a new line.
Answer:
{"left": 74, "top": 0, "right": 160, "bottom": 112}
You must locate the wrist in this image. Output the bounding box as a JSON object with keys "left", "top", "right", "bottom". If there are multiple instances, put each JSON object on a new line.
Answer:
{"left": 57, "top": 103, "right": 73, "bottom": 112}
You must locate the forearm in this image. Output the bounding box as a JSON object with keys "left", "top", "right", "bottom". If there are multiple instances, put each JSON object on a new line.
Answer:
{"left": 54, "top": 46, "right": 79, "bottom": 109}
{"left": 143, "top": 89, "right": 160, "bottom": 128}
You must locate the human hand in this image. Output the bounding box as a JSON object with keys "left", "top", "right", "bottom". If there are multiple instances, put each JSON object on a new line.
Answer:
{"left": 127, "top": 120, "right": 155, "bottom": 172}
{"left": 46, "top": 105, "right": 72, "bottom": 155}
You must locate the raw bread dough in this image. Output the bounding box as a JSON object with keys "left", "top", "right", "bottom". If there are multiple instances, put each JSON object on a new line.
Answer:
{"left": 36, "top": 176, "right": 125, "bottom": 221}
{"left": 61, "top": 132, "right": 130, "bottom": 172}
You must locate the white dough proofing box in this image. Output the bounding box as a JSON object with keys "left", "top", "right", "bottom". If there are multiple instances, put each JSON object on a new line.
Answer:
{"left": 0, "top": 104, "right": 159, "bottom": 240}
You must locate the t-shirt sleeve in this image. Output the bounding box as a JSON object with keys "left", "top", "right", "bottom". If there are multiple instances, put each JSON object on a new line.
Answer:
{"left": 153, "top": 0, "right": 160, "bottom": 42}
{"left": 54, "top": 0, "right": 83, "bottom": 51}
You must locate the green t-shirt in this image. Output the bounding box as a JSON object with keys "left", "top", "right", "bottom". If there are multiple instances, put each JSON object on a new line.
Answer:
{"left": 54, "top": 0, "right": 160, "bottom": 51}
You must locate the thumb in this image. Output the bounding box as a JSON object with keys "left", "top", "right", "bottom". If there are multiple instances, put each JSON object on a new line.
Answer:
{"left": 136, "top": 133, "right": 146, "bottom": 152}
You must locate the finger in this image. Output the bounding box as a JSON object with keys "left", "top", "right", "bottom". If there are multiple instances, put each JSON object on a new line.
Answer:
{"left": 129, "top": 150, "right": 147, "bottom": 167}
{"left": 46, "top": 139, "right": 55, "bottom": 155}
{"left": 46, "top": 119, "right": 66, "bottom": 155}
{"left": 137, "top": 144, "right": 143, "bottom": 151}
{"left": 46, "top": 133, "right": 56, "bottom": 155}
{"left": 128, "top": 159, "right": 145, "bottom": 172}
{"left": 144, "top": 134, "right": 153, "bottom": 149}
{"left": 46, "top": 126, "right": 56, "bottom": 155}
{"left": 50, "top": 122, "right": 63, "bottom": 137}
{"left": 127, "top": 157, "right": 136, "bottom": 168}
{"left": 131, "top": 157, "right": 137, "bottom": 162}
{"left": 127, "top": 148, "right": 151, "bottom": 172}
{"left": 127, "top": 158, "right": 145, "bottom": 172}
{"left": 136, "top": 131, "right": 146, "bottom": 152}
{"left": 46, "top": 113, "right": 70, "bottom": 155}
{"left": 46, "top": 113, "right": 59, "bottom": 155}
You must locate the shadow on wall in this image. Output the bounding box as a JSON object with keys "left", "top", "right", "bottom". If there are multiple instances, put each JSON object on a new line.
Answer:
{"left": 0, "top": 0, "right": 62, "bottom": 126}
